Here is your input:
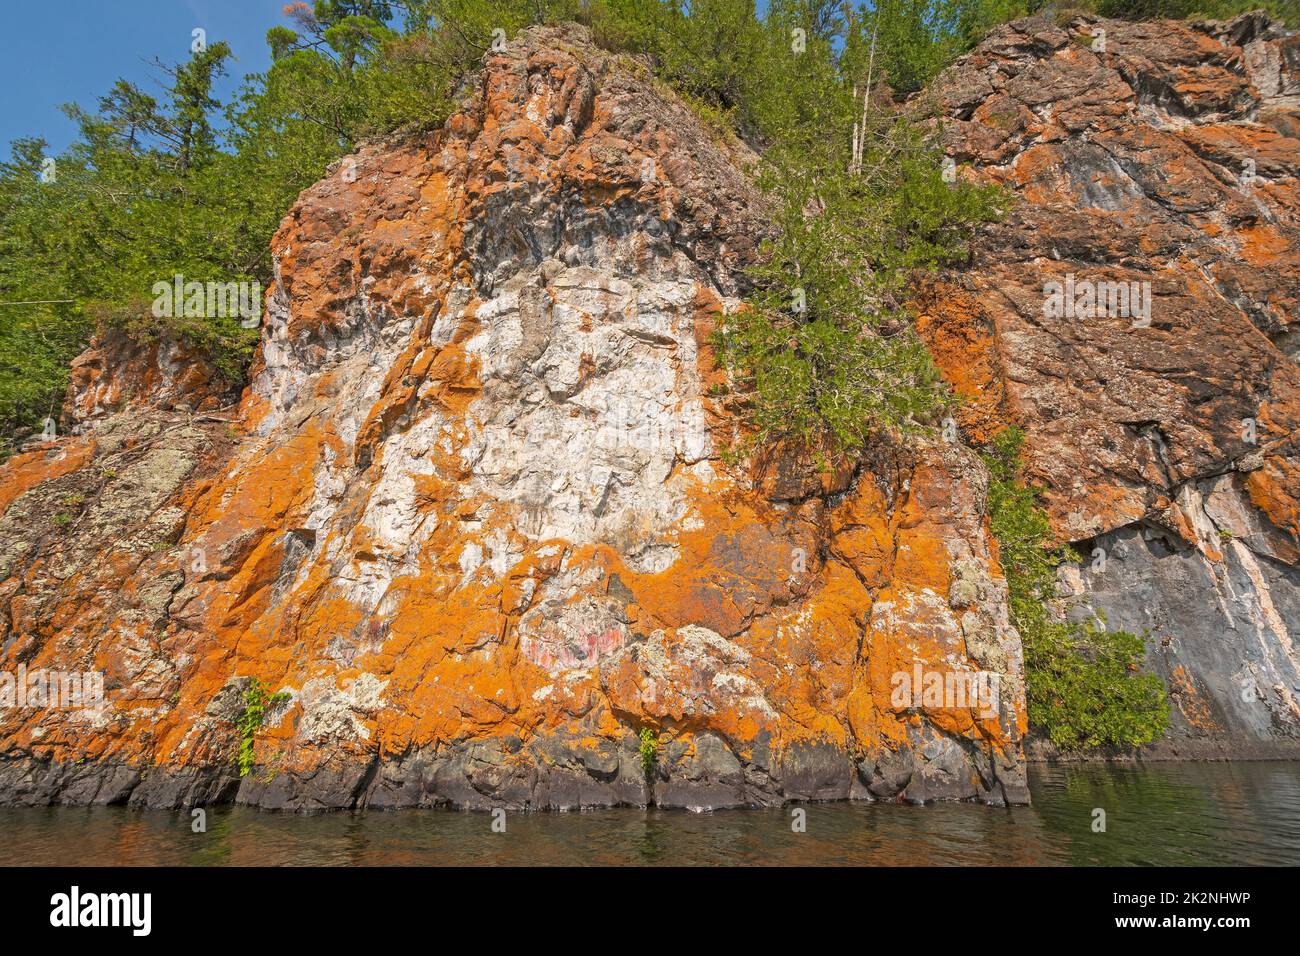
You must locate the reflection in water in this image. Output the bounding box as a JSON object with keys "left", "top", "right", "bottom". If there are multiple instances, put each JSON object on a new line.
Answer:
{"left": 1028, "top": 761, "right": 1300, "bottom": 865}
{"left": 2, "top": 762, "right": 1297, "bottom": 866}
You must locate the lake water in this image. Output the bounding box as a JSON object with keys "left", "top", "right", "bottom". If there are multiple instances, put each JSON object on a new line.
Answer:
{"left": 2, "top": 762, "right": 1298, "bottom": 866}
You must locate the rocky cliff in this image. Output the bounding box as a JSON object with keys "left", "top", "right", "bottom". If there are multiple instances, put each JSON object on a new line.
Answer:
{"left": 920, "top": 11, "right": 1300, "bottom": 757}
{"left": 0, "top": 14, "right": 1296, "bottom": 812}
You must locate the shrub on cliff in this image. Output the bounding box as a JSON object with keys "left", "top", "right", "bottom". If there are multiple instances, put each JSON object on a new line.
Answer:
{"left": 710, "top": 4, "right": 1005, "bottom": 459}
{"left": 982, "top": 427, "right": 1170, "bottom": 751}
{"left": 0, "top": 5, "right": 447, "bottom": 455}
{"left": 236, "top": 678, "right": 292, "bottom": 777}
{"left": 717, "top": 119, "right": 1003, "bottom": 458}
{"left": 1066, "top": 0, "right": 1298, "bottom": 27}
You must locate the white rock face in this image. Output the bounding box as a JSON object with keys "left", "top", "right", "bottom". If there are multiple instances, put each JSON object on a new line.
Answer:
{"left": 1061, "top": 476, "right": 1300, "bottom": 755}
{"left": 237, "top": 88, "right": 751, "bottom": 655}
{"left": 243, "top": 202, "right": 727, "bottom": 645}
{"left": 0, "top": 22, "right": 1040, "bottom": 812}
{"left": 461, "top": 263, "right": 715, "bottom": 573}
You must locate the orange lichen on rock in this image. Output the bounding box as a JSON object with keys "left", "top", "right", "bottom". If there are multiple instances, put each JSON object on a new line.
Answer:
{"left": 929, "top": 13, "right": 1300, "bottom": 545}
{"left": 2, "top": 21, "right": 1036, "bottom": 811}
{"left": 912, "top": 278, "right": 1008, "bottom": 448}
{"left": 929, "top": 12, "right": 1300, "bottom": 759}
{"left": 0, "top": 439, "right": 95, "bottom": 516}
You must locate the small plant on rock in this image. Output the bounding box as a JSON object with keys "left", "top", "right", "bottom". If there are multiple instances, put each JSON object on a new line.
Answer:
{"left": 982, "top": 426, "right": 1169, "bottom": 751}
{"left": 638, "top": 727, "right": 659, "bottom": 779}
{"left": 235, "top": 678, "right": 291, "bottom": 777}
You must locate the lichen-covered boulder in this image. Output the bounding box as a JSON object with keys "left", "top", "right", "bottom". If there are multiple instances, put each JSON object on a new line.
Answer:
{"left": 0, "top": 24, "right": 1028, "bottom": 808}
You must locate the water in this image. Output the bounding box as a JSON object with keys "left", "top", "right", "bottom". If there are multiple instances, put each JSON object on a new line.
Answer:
{"left": 2, "top": 762, "right": 1297, "bottom": 866}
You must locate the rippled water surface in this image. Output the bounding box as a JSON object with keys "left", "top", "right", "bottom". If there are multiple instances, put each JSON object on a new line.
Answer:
{"left": 2, "top": 762, "right": 1298, "bottom": 865}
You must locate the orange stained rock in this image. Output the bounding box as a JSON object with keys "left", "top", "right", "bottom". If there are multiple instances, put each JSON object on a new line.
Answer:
{"left": 0, "top": 438, "right": 95, "bottom": 516}
{"left": 0, "top": 22, "right": 1032, "bottom": 806}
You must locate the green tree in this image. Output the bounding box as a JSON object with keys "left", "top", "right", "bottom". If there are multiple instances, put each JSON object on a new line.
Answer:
{"left": 982, "top": 428, "right": 1170, "bottom": 751}
{"left": 717, "top": 60, "right": 1004, "bottom": 460}
{"left": 6, "top": 0, "right": 1153, "bottom": 456}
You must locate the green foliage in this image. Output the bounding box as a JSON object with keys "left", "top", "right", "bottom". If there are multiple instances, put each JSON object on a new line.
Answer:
{"left": 0, "top": 147, "right": 92, "bottom": 449}
{"left": 1087, "top": 0, "right": 1298, "bottom": 26}
{"left": 638, "top": 727, "right": 659, "bottom": 777}
{"left": 1027, "top": 616, "right": 1172, "bottom": 751}
{"left": 0, "top": 45, "right": 261, "bottom": 452}
{"left": 0, "top": 5, "right": 452, "bottom": 455}
{"left": 981, "top": 427, "right": 1170, "bottom": 751}
{"left": 836, "top": 0, "right": 1038, "bottom": 95}
{"left": 717, "top": 107, "right": 1004, "bottom": 458}
{"left": 10, "top": 0, "right": 1279, "bottom": 457}
{"left": 235, "top": 678, "right": 291, "bottom": 777}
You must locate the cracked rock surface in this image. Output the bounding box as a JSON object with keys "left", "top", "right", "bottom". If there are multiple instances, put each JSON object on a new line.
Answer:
{"left": 6, "top": 14, "right": 1298, "bottom": 810}
{"left": 919, "top": 12, "right": 1300, "bottom": 755}
{"left": 0, "top": 24, "right": 1027, "bottom": 809}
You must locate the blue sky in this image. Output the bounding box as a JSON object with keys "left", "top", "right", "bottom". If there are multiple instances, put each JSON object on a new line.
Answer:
{"left": 2, "top": 1, "right": 796, "bottom": 157}
{"left": 1, "top": 0, "right": 291, "bottom": 156}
